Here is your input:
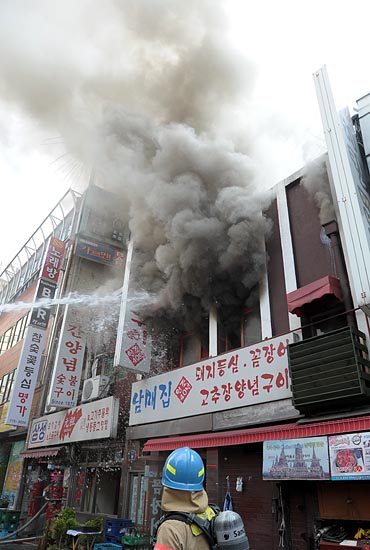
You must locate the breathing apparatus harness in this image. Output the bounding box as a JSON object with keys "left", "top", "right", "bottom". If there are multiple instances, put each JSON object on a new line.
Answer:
{"left": 153, "top": 504, "right": 220, "bottom": 549}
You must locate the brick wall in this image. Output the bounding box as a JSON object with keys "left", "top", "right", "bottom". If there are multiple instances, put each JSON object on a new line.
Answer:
{"left": 218, "top": 444, "right": 319, "bottom": 550}
{"left": 219, "top": 444, "right": 280, "bottom": 550}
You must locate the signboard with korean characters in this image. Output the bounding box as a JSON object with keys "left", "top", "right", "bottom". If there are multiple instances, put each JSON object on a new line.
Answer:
{"left": 114, "top": 240, "right": 152, "bottom": 374}
{"left": 129, "top": 332, "right": 295, "bottom": 425}
{"left": 329, "top": 432, "right": 370, "bottom": 480}
{"left": 75, "top": 237, "right": 126, "bottom": 266}
{"left": 41, "top": 237, "right": 66, "bottom": 283}
{"left": 5, "top": 327, "right": 47, "bottom": 427}
{"left": 46, "top": 304, "right": 86, "bottom": 408}
{"left": 28, "top": 396, "right": 119, "bottom": 448}
{"left": 6, "top": 236, "right": 66, "bottom": 427}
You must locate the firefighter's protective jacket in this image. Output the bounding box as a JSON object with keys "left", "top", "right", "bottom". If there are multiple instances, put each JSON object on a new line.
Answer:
{"left": 154, "top": 486, "right": 211, "bottom": 550}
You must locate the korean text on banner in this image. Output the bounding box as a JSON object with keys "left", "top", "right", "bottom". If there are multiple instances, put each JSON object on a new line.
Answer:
{"left": 41, "top": 237, "right": 66, "bottom": 283}
{"left": 47, "top": 304, "right": 86, "bottom": 409}
{"left": 129, "top": 332, "right": 295, "bottom": 425}
{"left": 6, "top": 327, "right": 47, "bottom": 427}
{"left": 28, "top": 396, "right": 119, "bottom": 448}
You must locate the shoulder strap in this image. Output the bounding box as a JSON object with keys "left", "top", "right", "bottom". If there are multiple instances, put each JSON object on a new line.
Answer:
{"left": 153, "top": 511, "right": 216, "bottom": 549}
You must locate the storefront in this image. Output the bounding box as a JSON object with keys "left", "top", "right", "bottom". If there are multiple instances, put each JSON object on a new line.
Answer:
{"left": 23, "top": 395, "right": 120, "bottom": 521}
{"left": 135, "top": 420, "right": 370, "bottom": 550}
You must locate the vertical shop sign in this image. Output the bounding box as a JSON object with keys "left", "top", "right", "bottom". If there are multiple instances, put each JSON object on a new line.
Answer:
{"left": 47, "top": 304, "right": 86, "bottom": 408}
{"left": 114, "top": 239, "right": 152, "bottom": 374}
{"left": 148, "top": 475, "right": 162, "bottom": 536}
{"left": 6, "top": 237, "right": 66, "bottom": 427}
{"left": 5, "top": 328, "right": 47, "bottom": 426}
{"left": 41, "top": 237, "right": 66, "bottom": 283}
{"left": 30, "top": 279, "right": 57, "bottom": 329}
{"left": 119, "top": 307, "right": 151, "bottom": 373}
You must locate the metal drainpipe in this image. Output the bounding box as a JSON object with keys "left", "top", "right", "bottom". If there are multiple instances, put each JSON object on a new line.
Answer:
{"left": 323, "top": 220, "right": 357, "bottom": 329}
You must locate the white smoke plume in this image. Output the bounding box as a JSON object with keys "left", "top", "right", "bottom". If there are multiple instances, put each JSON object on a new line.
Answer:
{"left": 301, "top": 155, "right": 336, "bottom": 225}
{"left": 0, "top": 0, "right": 273, "bottom": 328}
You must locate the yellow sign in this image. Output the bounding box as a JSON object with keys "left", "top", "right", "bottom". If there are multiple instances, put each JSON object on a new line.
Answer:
{"left": 0, "top": 403, "right": 16, "bottom": 432}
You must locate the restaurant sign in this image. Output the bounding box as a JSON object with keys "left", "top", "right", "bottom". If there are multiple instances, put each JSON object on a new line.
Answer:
{"left": 28, "top": 396, "right": 119, "bottom": 448}
{"left": 129, "top": 333, "right": 295, "bottom": 425}
{"left": 46, "top": 304, "right": 86, "bottom": 409}
{"left": 75, "top": 237, "right": 126, "bottom": 266}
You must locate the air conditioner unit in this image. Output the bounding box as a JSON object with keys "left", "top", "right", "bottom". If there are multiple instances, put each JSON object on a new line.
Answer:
{"left": 81, "top": 375, "right": 110, "bottom": 403}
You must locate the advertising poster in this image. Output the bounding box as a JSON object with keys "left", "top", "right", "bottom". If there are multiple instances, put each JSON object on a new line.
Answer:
{"left": 3, "top": 441, "right": 25, "bottom": 508}
{"left": 263, "top": 437, "right": 330, "bottom": 480}
{"left": 329, "top": 432, "right": 370, "bottom": 480}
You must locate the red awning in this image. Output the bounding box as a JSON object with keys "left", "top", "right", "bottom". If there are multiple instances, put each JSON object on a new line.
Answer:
{"left": 20, "top": 446, "right": 63, "bottom": 459}
{"left": 287, "top": 275, "right": 343, "bottom": 317}
{"left": 142, "top": 415, "right": 370, "bottom": 452}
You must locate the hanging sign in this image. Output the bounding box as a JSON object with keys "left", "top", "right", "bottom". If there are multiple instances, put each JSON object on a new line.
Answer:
{"left": 46, "top": 304, "right": 86, "bottom": 409}
{"left": 5, "top": 327, "right": 47, "bottom": 426}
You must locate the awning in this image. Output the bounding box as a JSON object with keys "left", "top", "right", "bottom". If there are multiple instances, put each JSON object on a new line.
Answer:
{"left": 142, "top": 415, "right": 370, "bottom": 452}
{"left": 287, "top": 275, "right": 343, "bottom": 317}
{"left": 20, "top": 446, "right": 63, "bottom": 459}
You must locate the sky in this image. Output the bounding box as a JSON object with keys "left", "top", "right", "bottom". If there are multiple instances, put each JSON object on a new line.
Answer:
{"left": 1, "top": 0, "right": 370, "bottom": 273}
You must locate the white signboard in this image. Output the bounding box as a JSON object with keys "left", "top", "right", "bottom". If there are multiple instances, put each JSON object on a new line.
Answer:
{"left": 129, "top": 333, "right": 295, "bottom": 425}
{"left": 6, "top": 327, "right": 47, "bottom": 427}
{"left": 28, "top": 396, "right": 119, "bottom": 448}
{"left": 119, "top": 306, "right": 151, "bottom": 373}
{"left": 47, "top": 305, "right": 86, "bottom": 408}
{"left": 6, "top": 236, "right": 66, "bottom": 427}
{"left": 114, "top": 240, "right": 152, "bottom": 374}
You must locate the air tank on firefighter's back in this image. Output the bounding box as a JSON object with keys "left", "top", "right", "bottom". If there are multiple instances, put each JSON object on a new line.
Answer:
{"left": 214, "top": 511, "right": 250, "bottom": 550}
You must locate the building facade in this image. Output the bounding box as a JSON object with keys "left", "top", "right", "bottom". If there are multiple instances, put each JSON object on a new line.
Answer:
{"left": 1, "top": 71, "right": 370, "bottom": 550}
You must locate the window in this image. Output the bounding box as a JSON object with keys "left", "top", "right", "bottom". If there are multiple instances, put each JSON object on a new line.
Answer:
{"left": 242, "top": 309, "right": 262, "bottom": 347}
{"left": 179, "top": 329, "right": 209, "bottom": 368}
{"left": 0, "top": 312, "right": 31, "bottom": 356}
{"left": 0, "top": 370, "right": 15, "bottom": 404}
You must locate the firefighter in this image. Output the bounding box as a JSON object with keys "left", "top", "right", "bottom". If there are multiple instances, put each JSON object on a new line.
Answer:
{"left": 154, "top": 446, "right": 216, "bottom": 550}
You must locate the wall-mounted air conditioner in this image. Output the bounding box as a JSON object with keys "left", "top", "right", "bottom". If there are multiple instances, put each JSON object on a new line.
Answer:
{"left": 81, "top": 375, "right": 110, "bottom": 403}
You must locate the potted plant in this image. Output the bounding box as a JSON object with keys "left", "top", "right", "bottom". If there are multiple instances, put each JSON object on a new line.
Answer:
{"left": 77, "top": 517, "right": 104, "bottom": 550}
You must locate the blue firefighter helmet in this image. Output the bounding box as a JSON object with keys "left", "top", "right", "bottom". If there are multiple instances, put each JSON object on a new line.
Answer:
{"left": 162, "top": 447, "right": 205, "bottom": 491}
